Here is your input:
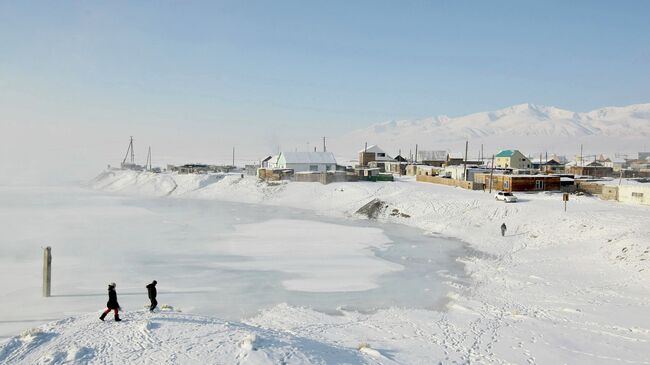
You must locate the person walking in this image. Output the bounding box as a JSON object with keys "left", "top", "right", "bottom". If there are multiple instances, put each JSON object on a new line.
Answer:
{"left": 500, "top": 223, "right": 507, "bottom": 237}
{"left": 146, "top": 280, "right": 158, "bottom": 312}
{"left": 100, "top": 282, "right": 121, "bottom": 322}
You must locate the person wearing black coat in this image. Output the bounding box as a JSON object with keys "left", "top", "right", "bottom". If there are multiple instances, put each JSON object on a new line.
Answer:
{"left": 99, "top": 282, "right": 121, "bottom": 321}
{"left": 146, "top": 280, "right": 158, "bottom": 312}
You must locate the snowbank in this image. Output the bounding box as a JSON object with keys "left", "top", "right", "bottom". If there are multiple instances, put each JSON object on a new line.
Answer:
{"left": 4, "top": 169, "right": 648, "bottom": 364}
{"left": 0, "top": 311, "right": 381, "bottom": 365}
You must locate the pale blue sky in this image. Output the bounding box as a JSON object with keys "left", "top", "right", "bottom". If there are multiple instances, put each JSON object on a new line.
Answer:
{"left": 1, "top": 1, "right": 649, "bottom": 183}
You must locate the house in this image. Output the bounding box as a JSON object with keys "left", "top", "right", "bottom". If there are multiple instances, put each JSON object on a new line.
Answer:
{"left": 566, "top": 165, "right": 614, "bottom": 178}
{"left": 260, "top": 156, "right": 273, "bottom": 168}
{"left": 440, "top": 165, "right": 490, "bottom": 181}
{"left": 359, "top": 145, "right": 392, "bottom": 166}
{"left": 417, "top": 150, "right": 448, "bottom": 166}
{"left": 275, "top": 152, "right": 337, "bottom": 173}
{"left": 383, "top": 160, "right": 407, "bottom": 175}
{"left": 531, "top": 158, "right": 565, "bottom": 173}
{"left": 495, "top": 150, "right": 532, "bottom": 169}
{"left": 406, "top": 164, "right": 441, "bottom": 176}
{"left": 480, "top": 174, "right": 561, "bottom": 192}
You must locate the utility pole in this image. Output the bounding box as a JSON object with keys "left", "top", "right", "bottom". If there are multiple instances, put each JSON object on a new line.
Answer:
{"left": 414, "top": 144, "right": 418, "bottom": 163}
{"left": 463, "top": 140, "right": 469, "bottom": 181}
{"left": 146, "top": 146, "right": 152, "bottom": 171}
{"left": 322, "top": 137, "right": 326, "bottom": 152}
{"left": 580, "top": 144, "right": 583, "bottom": 167}
{"left": 489, "top": 154, "right": 495, "bottom": 193}
{"left": 43, "top": 246, "right": 51, "bottom": 297}
{"left": 481, "top": 144, "right": 484, "bottom": 164}
{"left": 232, "top": 147, "right": 235, "bottom": 167}
{"left": 363, "top": 142, "right": 368, "bottom": 166}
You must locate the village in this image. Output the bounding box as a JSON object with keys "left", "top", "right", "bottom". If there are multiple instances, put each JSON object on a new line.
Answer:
{"left": 115, "top": 137, "right": 650, "bottom": 207}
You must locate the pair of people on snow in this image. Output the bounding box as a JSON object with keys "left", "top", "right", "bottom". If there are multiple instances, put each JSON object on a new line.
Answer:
{"left": 99, "top": 280, "right": 158, "bottom": 322}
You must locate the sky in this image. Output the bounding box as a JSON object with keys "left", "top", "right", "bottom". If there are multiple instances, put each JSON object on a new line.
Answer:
{"left": 1, "top": 1, "right": 649, "bottom": 184}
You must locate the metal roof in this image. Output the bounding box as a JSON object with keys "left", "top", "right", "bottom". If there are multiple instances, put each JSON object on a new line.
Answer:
{"left": 495, "top": 150, "right": 516, "bottom": 157}
{"left": 280, "top": 152, "right": 337, "bottom": 164}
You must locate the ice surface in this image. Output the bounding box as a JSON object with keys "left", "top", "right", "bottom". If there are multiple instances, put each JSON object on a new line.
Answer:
{"left": 0, "top": 186, "right": 468, "bottom": 340}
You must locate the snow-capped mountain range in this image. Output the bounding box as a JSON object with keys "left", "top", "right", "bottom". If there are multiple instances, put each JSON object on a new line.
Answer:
{"left": 332, "top": 103, "right": 650, "bottom": 158}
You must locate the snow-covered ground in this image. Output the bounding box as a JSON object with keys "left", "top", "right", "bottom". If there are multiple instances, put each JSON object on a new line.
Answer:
{"left": 2, "top": 169, "right": 650, "bottom": 364}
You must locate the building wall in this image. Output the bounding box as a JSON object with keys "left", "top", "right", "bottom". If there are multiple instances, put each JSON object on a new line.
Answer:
{"left": 359, "top": 152, "right": 376, "bottom": 167}
{"left": 416, "top": 175, "right": 481, "bottom": 190}
{"left": 488, "top": 175, "right": 560, "bottom": 192}
{"left": 618, "top": 185, "right": 650, "bottom": 205}
{"left": 277, "top": 162, "right": 335, "bottom": 173}
{"left": 495, "top": 151, "right": 532, "bottom": 169}
{"left": 575, "top": 181, "right": 604, "bottom": 195}
{"left": 407, "top": 165, "right": 440, "bottom": 176}
{"left": 601, "top": 186, "right": 619, "bottom": 200}
{"left": 567, "top": 166, "right": 614, "bottom": 178}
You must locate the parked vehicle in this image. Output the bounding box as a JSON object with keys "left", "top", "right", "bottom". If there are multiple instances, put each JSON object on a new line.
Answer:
{"left": 495, "top": 191, "right": 518, "bottom": 202}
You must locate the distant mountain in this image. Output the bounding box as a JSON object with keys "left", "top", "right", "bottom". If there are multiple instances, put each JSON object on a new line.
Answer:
{"left": 331, "top": 103, "right": 650, "bottom": 159}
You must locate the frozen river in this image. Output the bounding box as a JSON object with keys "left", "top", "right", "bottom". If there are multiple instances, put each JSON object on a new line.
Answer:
{"left": 0, "top": 186, "right": 470, "bottom": 338}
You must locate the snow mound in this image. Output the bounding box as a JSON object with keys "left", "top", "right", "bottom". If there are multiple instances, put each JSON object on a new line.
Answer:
{"left": 0, "top": 311, "right": 379, "bottom": 365}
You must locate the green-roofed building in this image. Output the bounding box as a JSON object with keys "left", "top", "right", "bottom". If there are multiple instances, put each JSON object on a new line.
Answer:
{"left": 495, "top": 149, "right": 532, "bottom": 169}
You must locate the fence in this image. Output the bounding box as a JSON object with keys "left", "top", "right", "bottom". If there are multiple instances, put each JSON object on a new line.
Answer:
{"left": 416, "top": 175, "right": 481, "bottom": 190}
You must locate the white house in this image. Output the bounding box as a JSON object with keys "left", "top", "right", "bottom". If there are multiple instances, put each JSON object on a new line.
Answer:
{"left": 275, "top": 152, "right": 337, "bottom": 172}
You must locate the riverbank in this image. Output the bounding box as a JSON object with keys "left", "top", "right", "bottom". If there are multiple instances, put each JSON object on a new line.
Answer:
{"left": 91, "top": 170, "right": 650, "bottom": 364}
{"left": 2, "top": 169, "right": 649, "bottom": 364}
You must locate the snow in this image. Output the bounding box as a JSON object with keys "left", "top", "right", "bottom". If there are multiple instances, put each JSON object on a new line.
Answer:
{"left": 213, "top": 219, "right": 402, "bottom": 292}
{"left": 2, "top": 169, "right": 650, "bottom": 364}
{"left": 0, "top": 311, "right": 378, "bottom": 365}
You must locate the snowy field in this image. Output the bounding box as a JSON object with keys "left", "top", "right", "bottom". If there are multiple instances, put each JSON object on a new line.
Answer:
{"left": 2, "top": 170, "right": 650, "bottom": 364}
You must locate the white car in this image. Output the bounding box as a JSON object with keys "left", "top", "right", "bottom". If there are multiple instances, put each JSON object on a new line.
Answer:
{"left": 495, "top": 191, "right": 518, "bottom": 203}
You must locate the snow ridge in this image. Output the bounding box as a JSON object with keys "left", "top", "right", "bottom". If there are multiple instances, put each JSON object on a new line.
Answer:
{"left": 332, "top": 103, "right": 650, "bottom": 155}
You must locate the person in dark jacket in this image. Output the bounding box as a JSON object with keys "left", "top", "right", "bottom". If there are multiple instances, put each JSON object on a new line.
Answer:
{"left": 146, "top": 280, "right": 158, "bottom": 312}
{"left": 501, "top": 223, "right": 507, "bottom": 237}
{"left": 100, "top": 282, "right": 121, "bottom": 321}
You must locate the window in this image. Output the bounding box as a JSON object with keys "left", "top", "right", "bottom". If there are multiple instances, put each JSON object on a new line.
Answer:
{"left": 535, "top": 180, "right": 544, "bottom": 190}
{"left": 309, "top": 165, "right": 318, "bottom": 171}
{"left": 632, "top": 192, "right": 644, "bottom": 198}
{"left": 504, "top": 180, "right": 510, "bottom": 189}
{"left": 377, "top": 153, "right": 385, "bottom": 157}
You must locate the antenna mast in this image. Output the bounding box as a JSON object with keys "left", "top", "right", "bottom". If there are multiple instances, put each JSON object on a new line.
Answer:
{"left": 122, "top": 136, "right": 135, "bottom": 165}
{"left": 145, "top": 146, "right": 152, "bottom": 170}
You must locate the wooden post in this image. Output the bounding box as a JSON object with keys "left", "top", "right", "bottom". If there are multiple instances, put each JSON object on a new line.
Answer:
{"left": 489, "top": 154, "right": 495, "bottom": 193}
{"left": 463, "top": 140, "right": 469, "bottom": 181}
{"left": 43, "top": 246, "right": 52, "bottom": 297}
